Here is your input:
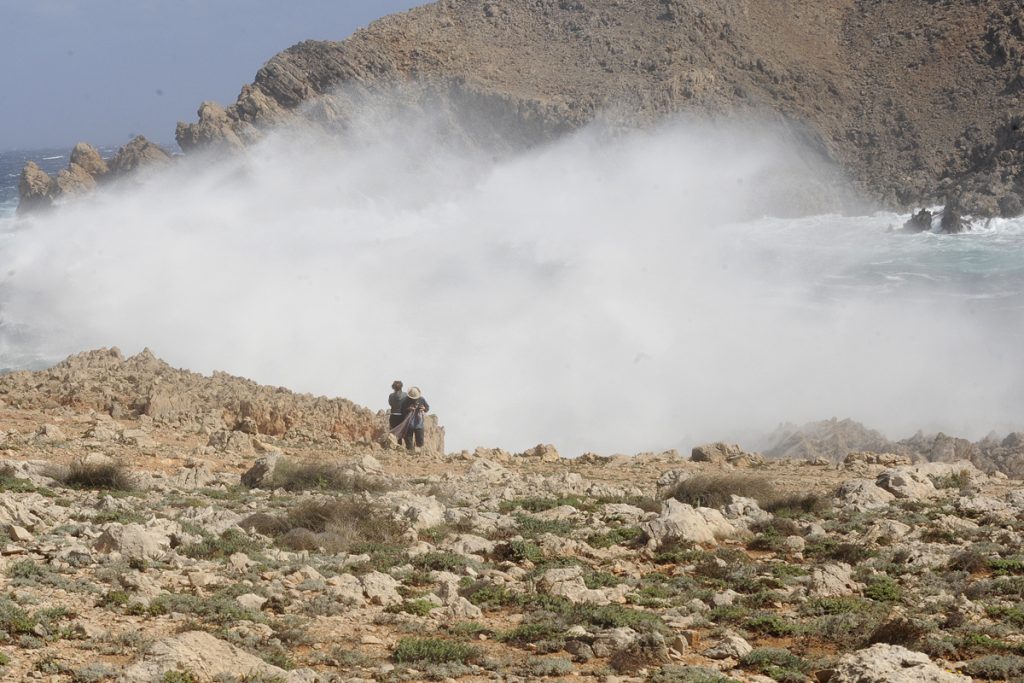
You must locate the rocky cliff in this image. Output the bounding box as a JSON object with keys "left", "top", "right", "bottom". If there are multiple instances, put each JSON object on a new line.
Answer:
{"left": 17, "top": 0, "right": 1024, "bottom": 218}
{"left": 170, "top": 0, "right": 1024, "bottom": 217}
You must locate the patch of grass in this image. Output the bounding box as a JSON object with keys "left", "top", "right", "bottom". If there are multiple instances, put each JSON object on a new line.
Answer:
{"left": 392, "top": 637, "right": 480, "bottom": 664}
{"left": 143, "top": 592, "right": 264, "bottom": 626}
{"left": 241, "top": 497, "right": 406, "bottom": 555}
{"left": 761, "top": 493, "right": 832, "bottom": 517}
{"left": 446, "top": 621, "right": 490, "bottom": 640}
{"left": 385, "top": 599, "right": 436, "bottom": 617}
{"left": 739, "top": 647, "right": 810, "bottom": 682}
{"left": 991, "top": 558, "right": 1024, "bottom": 576}
{"left": 805, "top": 539, "right": 875, "bottom": 565}
{"left": 514, "top": 514, "right": 575, "bottom": 538}
{"left": 803, "top": 595, "right": 867, "bottom": 615}
{"left": 664, "top": 474, "right": 775, "bottom": 509}
{"left": 868, "top": 617, "right": 928, "bottom": 647}
{"left": 266, "top": 459, "right": 387, "bottom": 493}
{"left": 587, "top": 526, "right": 642, "bottom": 549}
{"left": 410, "top": 551, "right": 475, "bottom": 573}
{"left": 0, "top": 464, "right": 42, "bottom": 494}
{"left": 161, "top": 672, "right": 198, "bottom": 683}
{"left": 745, "top": 613, "right": 800, "bottom": 637}
{"left": 491, "top": 539, "right": 544, "bottom": 564}
{"left": 499, "top": 496, "right": 592, "bottom": 513}
{"left": 522, "top": 656, "right": 573, "bottom": 677}
{"left": 499, "top": 621, "right": 565, "bottom": 645}
{"left": 182, "top": 528, "right": 264, "bottom": 560}
{"left": 51, "top": 461, "right": 136, "bottom": 491}
{"left": 960, "top": 654, "right": 1024, "bottom": 680}
{"left": 864, "top": 575, "right": 902, "bottom": 602}
{"left": 648, "top": 666, "right": 741, "bottom": 683}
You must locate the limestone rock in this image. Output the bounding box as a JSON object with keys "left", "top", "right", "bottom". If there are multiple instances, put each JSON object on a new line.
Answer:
{"left": 704, "top": 632, "right": 753, "bottom": 660}
{"left": 241, "top": 453, "right": 280, "bottom": 488}
{"left": 69, "top": 142, "right": 109, "bottom": 177}
{"left": 641, "top": 499, "right": 736, "bottom": 549}
{"left": 690, "top": 442, "right": 762, "bottom": 466}
{"left": 17, "top": 161, "right": 56, "bottom": 213}
{"left": 836, "top": 479, "right": 895, "bottom": 510}
{"left": 108, "top": 135, "right": 171, "bottom": 176}
{"left": 830, "top": 644, "right": 969, "bottom": 682}
{"left": 360, "top": 571, "right": 402, "bottom": 606}
{"left": 94, "top": 523, "right": 174, "bottom": 562}
{"left": 809, "top": 562, "right": 860, "bottom": 597}
{"left": 876, "top": 468, "right": 937, "bottom": 500}
{"left": 175, "top": 101, "right": 245, "bottom": 153}
{"left": 55, "top": 162, "right": 98, "bottom": 195}
{"left": 120, "top": 630, "right": 288, "bottom": 682}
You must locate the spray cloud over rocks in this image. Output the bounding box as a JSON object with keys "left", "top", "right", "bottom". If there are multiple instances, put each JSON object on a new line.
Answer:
{"left": 1, "top": 100, "right": 1023, "bottom": 454}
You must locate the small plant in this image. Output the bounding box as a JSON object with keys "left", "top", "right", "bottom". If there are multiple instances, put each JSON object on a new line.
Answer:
{"left": 587, "top": 526, "right": 642, "bottom": 549}
{"left": 959, "top": 654, "right": 1024, "bottom": 680}
{"left": 161, "top": 672, "right": 198, "bottom": 683}
{"left": 52, "top": 461, "right": 137, "bottom": 491}
{"left": 746, "top": 613, "right": 800, "bottom": 637}
{"left": 523, "top": 656, "right": 574, "bottom": 677}
{"left": 739, "top": 647, "right": 810, "bottom": 682}
{"left": 392, "top": 637, "right": 480, "bottom": 664}
{"left": 410, "top": 551, "right": 474, "bottom": 573}
{"left": 385, "top": 599, "right": 436, "bottom": 617}
{"left": 664, "top": 474, "right": 775, "bottom": 509}
{"left": 648, "top": 666, "right": 741, "bottom": 683}
{"left": 265, "top": 459, "right": 386, "bottom": 493}
{"left": 864, "top": 575, "right": 902, "bottom": 602}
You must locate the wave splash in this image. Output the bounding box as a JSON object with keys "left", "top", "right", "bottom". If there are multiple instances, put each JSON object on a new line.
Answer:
{"left": 1, "top": 109, "right": 1022, "bottom": 454}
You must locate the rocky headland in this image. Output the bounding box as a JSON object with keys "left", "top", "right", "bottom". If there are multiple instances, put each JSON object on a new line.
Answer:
{"left": 16, "top": 0, "right": 1024, "bottom": 223}
{"left": 0, "top": 349, "right": 1022, "bottom": 681}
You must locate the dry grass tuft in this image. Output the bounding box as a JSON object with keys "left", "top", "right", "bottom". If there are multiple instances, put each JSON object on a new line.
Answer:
{"left": 268, "top": 459, "right": 387, "bottom": 493}
{"left": 50, "top": 460, "right": 137, "bottom": 491}
{"left": 240, "top": 498, "right": 405, "bottom": 554}
{"left": 664, "top": 474, "right": 775, "bottom": 509}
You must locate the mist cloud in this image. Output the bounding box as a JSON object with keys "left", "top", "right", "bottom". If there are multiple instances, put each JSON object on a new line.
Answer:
{"left": 2, "top": 103, "right": 1022, "bottom": 454}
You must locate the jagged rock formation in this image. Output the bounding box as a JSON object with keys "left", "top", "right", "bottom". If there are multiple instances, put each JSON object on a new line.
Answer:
{"left": 170, "top": 0, "right": 1024, "bottom": 217}
{"left": 0, "top": 347, "right": 444, "bottom": 452}
{"left": 16, "top": 138, "right": 169, "bottom": 214}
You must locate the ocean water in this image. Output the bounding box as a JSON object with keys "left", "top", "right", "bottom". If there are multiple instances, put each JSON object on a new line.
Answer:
{"left": 0, "top": 121, "right": 1022, "bottom": 454}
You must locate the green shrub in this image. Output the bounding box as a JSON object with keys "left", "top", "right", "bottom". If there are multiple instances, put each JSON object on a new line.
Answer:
{"left": 647, "top": 666, "right": 741, "bottom": 682}
{"left": 385, "top": 599, "right": 436, "bottom": 617}
{"left": 392, "top": 638, "right": 480, "bottom": 664}
{"left": 739, "top": 648, "right": 810, "bottom": 682}
{"left": 959, "top": 654, "right": 1024, "bottom": 680}
{"left": 239, "top": 498, "right": 405, "bottom": 555}
{"left": 745, "top": 613, "right": 800, "bottom": 637}
{"left": 182, "top": 528, "right": 264, "bottom": 560}
{"left": 864, "top": 575, "right": 902, "bottom": 602}
{"left": 523, "top": 656, "right": 573, "bottom": 677}
{"left": 410, "top": 551, "right": 474, "bottom": 573}
{"left": 587, "top": 526, "right": 642, "bottom": 549}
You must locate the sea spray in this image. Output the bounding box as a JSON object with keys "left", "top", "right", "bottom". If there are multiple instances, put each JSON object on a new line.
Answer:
{"left": 1, "top": 109, "right": 1023, "bottom": 454}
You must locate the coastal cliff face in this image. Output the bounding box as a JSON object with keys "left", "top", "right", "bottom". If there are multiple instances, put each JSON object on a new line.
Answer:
{"left": 172, "top": 0, "right": 1024, "bottom": 216}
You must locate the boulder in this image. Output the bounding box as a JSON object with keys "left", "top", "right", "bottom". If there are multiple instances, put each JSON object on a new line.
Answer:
{"left": 836, "top": 479, "right": 895, "bottom": 510}
{"left": 876, "top": 468, "right": 937, "bottom": 500}
{"left": 641, "top": 499, "right": 736, "bottom": 549}
{"left": 17, "top": 161, "right": 56, "bottom": 213}
{"left": 55, "top": 162, "right": 98, "bottom": 195}
{"left": 704, "top": 632, "right": 753, "bottom": 660}
{"left": 360, "top": 571, "right": 402, "bottom": 606}
{"left": 175, "top": 101, "right": 246, "bottom": 153}
{"left": 809, "top": 562, "right": 860, "bottom": 597}
{"left": 383, "top": 492, "right": 445, "bottom": 530}
{"left": 120, "top": 630, "right": 288, "bottom": 682}
{"left": 93, "top": 523, "right": 174, "bottom": 562}
{"left": 241, "top": 453, "right": 280, "bottom": 488}
{"left": 902, "top": 208, "right": 933, "bottom": 233}
{"left": 69, "top": 142, "right": 109, "bottom": 177}
{"left": 690, "top": 442, "right": 762, "bottom": 466}
{"left": 108, "top": 135, "right": 171, "bottom": 176}
{"left": 830, "top": 644, "right": 969, "bottom": 682}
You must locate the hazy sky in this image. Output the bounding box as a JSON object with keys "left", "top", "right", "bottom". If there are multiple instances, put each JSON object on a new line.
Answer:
{"left": 0, "top": 0, "right": 426, "bottom": 151}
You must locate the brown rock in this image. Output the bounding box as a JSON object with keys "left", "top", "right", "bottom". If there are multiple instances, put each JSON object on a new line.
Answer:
{"left": 175, "top": 101, "right": 245, "bottom": 153}
{"left": 55, "top": 163, "right": 97, "bottom": 196}
{"left": 109, "top": 135, "right": 172, "bottom": 176}
{"left": 17, "top": 161, "right": 56, "bottom": 213}
{"left": 69, "top": 142, "right": 109, "bottom": 178}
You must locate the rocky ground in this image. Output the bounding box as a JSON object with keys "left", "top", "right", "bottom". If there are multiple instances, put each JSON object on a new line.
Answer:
{"left": 0, "top": 351, "right": 1023, "bottom": 682}
{"left": 20, "top": 0, "right": 1024, "bottom": 221}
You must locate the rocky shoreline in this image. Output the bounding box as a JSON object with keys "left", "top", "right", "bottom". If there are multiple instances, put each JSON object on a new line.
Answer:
{"left": 15, "top": 0, "right": 1024, "bottom": 222}
{"left": 0, "top": 349, "right": 1022, "bottom": 681}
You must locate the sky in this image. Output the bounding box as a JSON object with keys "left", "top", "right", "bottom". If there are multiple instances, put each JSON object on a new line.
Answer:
{"left": 0, "top": 0, "right": 427, "bottom": 152}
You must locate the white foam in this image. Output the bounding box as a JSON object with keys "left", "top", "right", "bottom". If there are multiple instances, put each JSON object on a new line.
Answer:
{"left": 0, "top": 112, "right": 1022, "bottom": 454}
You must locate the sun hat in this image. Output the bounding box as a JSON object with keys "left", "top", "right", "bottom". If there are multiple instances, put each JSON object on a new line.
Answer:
{"left": 407, "top": 387, "right": 422, "bottom": 399}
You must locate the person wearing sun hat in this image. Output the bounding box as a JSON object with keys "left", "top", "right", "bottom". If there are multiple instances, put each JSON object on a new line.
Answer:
{"left": 400, "top": 386, "right": 430, "bottom": 452}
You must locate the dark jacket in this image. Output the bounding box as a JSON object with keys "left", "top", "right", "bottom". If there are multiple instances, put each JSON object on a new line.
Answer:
{"left": 400, "top": 396, "right": 429, "bottom": 429}
{"left": 388, "top": 390, "right": 407, "bottom": 415}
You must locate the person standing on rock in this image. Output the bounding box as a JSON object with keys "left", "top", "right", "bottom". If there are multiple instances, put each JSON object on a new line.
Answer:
{"left": 400, "top": 386, "right": 430, "bottom": 453}
{"left": 388, "top": 380, "right": 407, "bottom": 430}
